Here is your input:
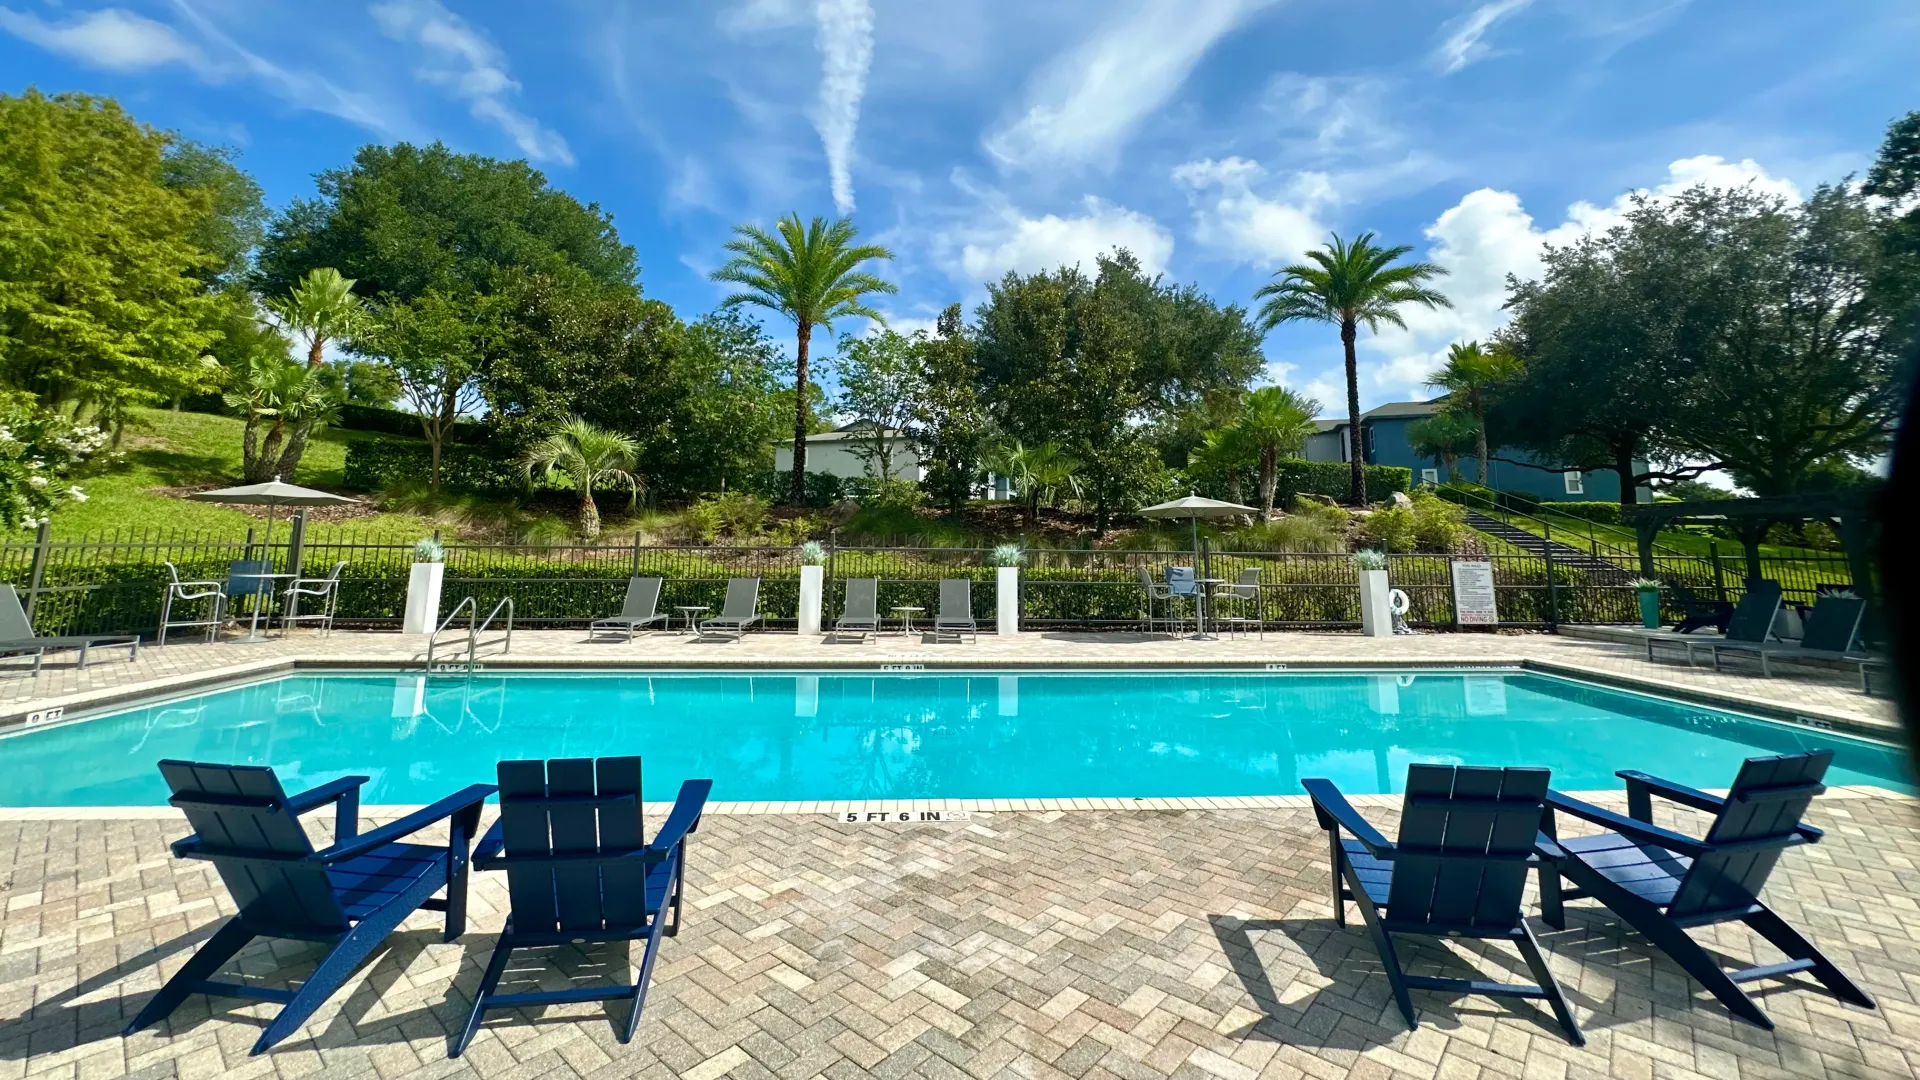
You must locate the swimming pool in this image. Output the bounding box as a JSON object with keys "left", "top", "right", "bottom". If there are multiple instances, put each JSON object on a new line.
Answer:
{"left": 1, "top": 669, "right": 1907, "bottom": 805}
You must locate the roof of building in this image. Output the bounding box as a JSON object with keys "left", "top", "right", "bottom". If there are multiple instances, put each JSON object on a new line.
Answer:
{"left": 1315, "top": 400, "right": 1446, "bottom": 429}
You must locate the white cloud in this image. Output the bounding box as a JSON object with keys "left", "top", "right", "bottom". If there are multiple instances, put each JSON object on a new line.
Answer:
{"left": 1433, "top": 0, "right": 1532, "bottom": 75}
{"left": 1172, "top": 157, "right": 1332, "bottom": 267}
{"left": 984, "top": 0, "right": 1277, "bottom": 171}
{"left": 371, "top": 0, "right": 572, "bottom": 164}
{"left": 813, "top": 0, "right": 873, "bottom": 214}
{"left": 719, "top": 0, "right": 807, "bottom": 35}
{"left": 952, "top": 195, "right": 1174, "bottom": 282}
{"left": 1359, "top": 154, "right": 1802, "bottom": 400}
{"left": 0, "top": 7, "right": 201, "bottom": 70}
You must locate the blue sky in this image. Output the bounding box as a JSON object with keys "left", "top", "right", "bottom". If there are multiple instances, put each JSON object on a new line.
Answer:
{"left": 3, "top": 0, "right": 1917, "bottom": 412}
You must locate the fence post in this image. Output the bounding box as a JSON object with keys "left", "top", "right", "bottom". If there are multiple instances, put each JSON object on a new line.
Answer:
{"left": 630, "top": 531, "right": 641, "bottom": 577}
{"left": 24, "top": 522, "right": 51, "bottom": 626}
{"left": 284, "top": 511, "right": 308, "bottom": 621}
{"left": 1542, "top": 537, "right": 1558, "bottom": 631}
{"left": 1709, "top": 540, "right": 1726, "bottom": 601}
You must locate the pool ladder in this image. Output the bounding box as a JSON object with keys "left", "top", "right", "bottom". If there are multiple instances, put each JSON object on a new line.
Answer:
{"left": 427, "top": 595, "right": 514, "bottom": 672}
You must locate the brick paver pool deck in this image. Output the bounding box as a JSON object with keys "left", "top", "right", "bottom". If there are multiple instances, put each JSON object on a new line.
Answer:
{"left": 0, "top": 628, "right": 1911, "bottom": 1079}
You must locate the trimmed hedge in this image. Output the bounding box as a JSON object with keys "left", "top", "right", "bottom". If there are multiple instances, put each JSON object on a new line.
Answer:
{"left": 343, "top": 438, "right": 522, "bottom": 493}
{"left": 1544, "top": 501, "right": 1625, "bottom": 525}
{"left": 1272, "top": 458, "right": 1412, "bottom": 505}
{"left": 335, "top": 404, "right": 485, "bottom": 443}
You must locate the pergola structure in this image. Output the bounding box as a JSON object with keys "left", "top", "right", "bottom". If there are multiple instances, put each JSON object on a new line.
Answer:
{"left": 1630, "top": 493, "right": 1879, "bottom": 601}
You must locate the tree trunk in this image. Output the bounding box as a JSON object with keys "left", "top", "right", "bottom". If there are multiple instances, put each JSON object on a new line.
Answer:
{"left": 251, "top": 421, "right": 287, "bottom": 484}
{"left": 308, "top": 334, "right": 325, "bottom": 368}
{"left": 580, "top": 489, "right": 601, "bottom": 539}
{"left": 241, "top": 415, "right": 260, "bottom": 481}
{"left": 789, "top": 320, "right": 812, "bottom": 507}
{"left": 1259, "top": 445, "right": 1277, "bottom": 517}
{"left": 1614, "top": 446, "right": 1637, "bottom": 513}
{"left": 1342, "top": 318, "right": 1367, "bottom": 505}
{"left": 1472, "top": 389, "right": 1490, "bottom": 487}
{"left": 274, "top": 419, "right": 313, "bottom": 482}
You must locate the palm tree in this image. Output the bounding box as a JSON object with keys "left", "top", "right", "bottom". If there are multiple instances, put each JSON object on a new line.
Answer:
{"left": 1233, "top": 386, "right": 1321, "bottom": 516}
{"left": 1189, "top": 427, "right": 1256, "bottom": 505}
{"left": 1254, "top": 232, "right": 1451, "bottom": 504}
{"left": 520, "top": 417, "right": 642, "bottom": 539}
{"left": 1407, "top": 409, "right": 1479, "bottom": 484}
{"left": 223, "top": 353, "right": 337, "bottom": 483}
{"left": 267, "top": 268, "right": 366, "bottom": 367}
{"left": 1426, "top": 340, "right": 1522, "bottom": 486}
{"left": 983, "top": 439, "right": 1081, "bottom": 526}
{"left": 710, "top": 214, "right": 896, "bottom": 506}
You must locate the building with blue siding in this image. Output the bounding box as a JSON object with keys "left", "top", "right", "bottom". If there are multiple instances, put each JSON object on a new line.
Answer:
{"left": 1304, "top": 400, "right": 1649, "bottom": 504}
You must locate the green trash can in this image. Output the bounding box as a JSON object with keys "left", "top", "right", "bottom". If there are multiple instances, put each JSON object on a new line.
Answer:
{"left": 1634, "top": 582, "right": 1663, "bottom": 629}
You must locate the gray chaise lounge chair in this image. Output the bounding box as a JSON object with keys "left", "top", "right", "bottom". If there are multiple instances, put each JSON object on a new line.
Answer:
{"left": 590, "top": 576, "right": 669, "bottom": 641}
{"left": 1703, "top": 593, "right": 1870, "bottom": 677}
{"left": 0, "top": 583, "right": 140, "bottom": 675}
{"left": 1644, "top": 580, "right": 1781, "bottom": 666}
{"left": 933, "top": 578, "right": 978, "bottom": 642}
{"left": 835, "top": 578, "right": 880, "bottom": 641}
{"left": 699, "top": 578, "right": 760, "bottom": 640}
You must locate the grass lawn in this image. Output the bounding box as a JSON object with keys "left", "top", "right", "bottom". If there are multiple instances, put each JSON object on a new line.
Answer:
{"left": 10, "top": 408, "right": 439, "bottom": 541}
{"left": 1488, "top": 505, "right": 1842, "bottom": 562}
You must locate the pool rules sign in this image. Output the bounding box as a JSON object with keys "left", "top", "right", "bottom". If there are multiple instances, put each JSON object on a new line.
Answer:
{"left": 1450, "top": 559, "right": 1499, "bottom": 626}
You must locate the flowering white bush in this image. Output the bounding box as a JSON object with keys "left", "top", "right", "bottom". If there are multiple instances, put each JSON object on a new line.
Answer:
{"left": 0, "top": 391, "right": 108, "bottom": 529}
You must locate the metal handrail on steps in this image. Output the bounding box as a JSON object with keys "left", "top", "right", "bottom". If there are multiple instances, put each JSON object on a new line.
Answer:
{"left": 1439, "top": 484, "right": 1682, "bottom": 562}
{"left": 471, "top": 597, "right": 513, "bottom": 666}
{"left": 426, "top": 596, "right": 477, "bottom": 669}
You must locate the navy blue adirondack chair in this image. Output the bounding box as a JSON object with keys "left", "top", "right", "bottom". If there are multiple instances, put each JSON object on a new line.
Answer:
{"left": 1539, "top": 750, "right": 1875, "bottom": 1029}
{"left": 455, "top": 758, "right": 712, "bottom": 1057}
{"left": 125, "top": 761, "right": 495, "bottom": 1054}
{"left": 1305, "top": 765, "right": 1583, "bottom": 1045}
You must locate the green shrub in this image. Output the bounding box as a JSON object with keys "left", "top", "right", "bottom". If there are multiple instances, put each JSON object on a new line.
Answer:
{"left": 344, "top": 439, "right": 520, "bottom": 494}
{"left": 1410, "top": 490, "right": 1467, "bottom": 552}
{"left": 1289, "top": 496, "right": 1350, "bottom": 530}
{"left": 1545, "top": 501, "right": 1624, "bottom": 525}
{"left": 685, "top": 491, "right": 768, "bottom": 541}
{"left": 1226, "top": 516, "right": 1344, "bottom": 553}
{"left": 1355, "top": 505, "right": 1416, "bottom": 552}
{"left": 864, "top": 477, "right": 925, "bottom": 510}
{"left": 1271, "top": 458, "right": 1412, "bottom": 505}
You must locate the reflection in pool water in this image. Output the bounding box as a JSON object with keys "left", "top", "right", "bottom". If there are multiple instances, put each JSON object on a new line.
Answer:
{"left": 2, "top": 670, "right": 1908, "bottom": 805}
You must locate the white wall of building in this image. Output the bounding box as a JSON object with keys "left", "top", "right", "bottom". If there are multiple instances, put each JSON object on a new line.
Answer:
{"left": 773, "top": 436, "right": 925, "bottom": 481}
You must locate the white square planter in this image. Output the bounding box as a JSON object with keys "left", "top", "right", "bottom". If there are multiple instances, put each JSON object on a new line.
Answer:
{"left": 798, "top": 564, "right": 825, "bottom": 636}
{"left": 997, "top": 567, "right": 1020, "bottom": 635}
{"left": 1358, "top": 569, "right": 1392, "bottom": 638}
{"left": 403, "top": 562, "right": 445, "bottom": 635}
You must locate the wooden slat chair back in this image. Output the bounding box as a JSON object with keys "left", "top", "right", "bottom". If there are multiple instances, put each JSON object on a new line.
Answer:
{"left": 157, "top": 761, "right": 349, "bottom": 936}
{"left": 1384, "top": 765, "right": 1550, "bottom": 934}
{"left": 1668, "top": 751, "right": 1830, "bottom": 921}
{"left": 496, "top": 757, "right": 651, "bottom": 935}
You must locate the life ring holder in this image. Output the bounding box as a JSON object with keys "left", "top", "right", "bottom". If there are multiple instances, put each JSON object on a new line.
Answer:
{"left": 1388, "top": 588, "right": 1411, "bottom": 616}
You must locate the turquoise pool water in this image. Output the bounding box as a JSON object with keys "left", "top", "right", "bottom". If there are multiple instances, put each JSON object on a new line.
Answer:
{"left": 0, "top": 670, "right": 1907, "bottom": 806}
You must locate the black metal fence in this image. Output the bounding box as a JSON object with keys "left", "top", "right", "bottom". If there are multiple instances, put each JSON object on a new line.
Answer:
{"left": 0, "top": 520, "right": 1861, "bottom": 638}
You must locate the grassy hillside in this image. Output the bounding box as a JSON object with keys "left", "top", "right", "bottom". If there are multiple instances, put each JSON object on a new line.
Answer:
{"left": 12, "top": 408, "right": 434, "bottom": 541}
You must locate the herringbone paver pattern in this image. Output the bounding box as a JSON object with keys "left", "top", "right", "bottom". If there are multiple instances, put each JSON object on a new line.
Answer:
{"left": 3, "top": 791, "right": 1916, "bottom": 1079}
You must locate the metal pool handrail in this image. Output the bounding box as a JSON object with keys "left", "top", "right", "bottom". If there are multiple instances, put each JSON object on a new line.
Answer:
{"left": 427, "top": 595, "right": 476, "bottom": 669}
{"left": 471, "top": 597, "right": 513, "bottom": 666}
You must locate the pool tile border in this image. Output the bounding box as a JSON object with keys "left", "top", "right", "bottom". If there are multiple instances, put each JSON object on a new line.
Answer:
{"left": 0, "top": 784, "right": 1905, "bottom": 821}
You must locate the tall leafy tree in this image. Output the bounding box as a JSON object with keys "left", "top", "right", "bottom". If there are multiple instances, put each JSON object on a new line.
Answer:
{"left": 356, "top": 290, "right": 488, "bottom": 490}
{"left": 256, "top": 142, "right": 636, "bottom": 303}
{"left": 521, "top": 417, "right": 641, "bottom": 539}
{"left": 913, "top": 304, "right": 992, "bottom": 515}
{"left": 710, "top": 214, "right": 895, "bottom": 505}
{"left": 1233, "top": 386, "right": 1320, "bottom": 516}
{"left": 0, "top": 91, "right": 223, "bottom": 425}
{"left": 834, "top": 328, "right": 926, "bottom": 482}
{"left": 160, "top": 141, "right": 268, "bottom": 288}
{"left": 1254, "top": 232, "right": 1451, "bottom": 504}
{"left": 1425, "top": 340, "right": 1521, "bottom": 485}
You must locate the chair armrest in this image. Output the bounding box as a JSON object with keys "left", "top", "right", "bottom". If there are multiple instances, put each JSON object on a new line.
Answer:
{"left": 650, "top": 779, "right": 714, "bottom": 853}
{"left": 1545, "top": 790, "right": 1707, "bottom": 857}
{"left": 1617, "top": 770, "right": 1724, "bottom": 814}
{"left": 170, "top": 583, "right": 226, "bottom": 599}
{"left": 316, "top": 784, "right": 496, "bottom": 863}
{"left": 472, "top": 819, "right": 504, "bottom": 866}
{"left": 287, "top": 775, "right": 370, "bottom": 840}
{"left": 1301, "top": 778, "right": 1394, "bottom": 858}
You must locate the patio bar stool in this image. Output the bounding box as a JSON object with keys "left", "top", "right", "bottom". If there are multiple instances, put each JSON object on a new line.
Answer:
{"left": 158, "top": 562, "right": 228, "bottom": 644}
